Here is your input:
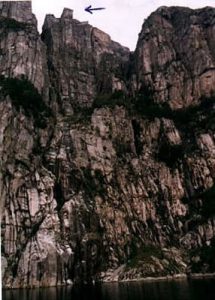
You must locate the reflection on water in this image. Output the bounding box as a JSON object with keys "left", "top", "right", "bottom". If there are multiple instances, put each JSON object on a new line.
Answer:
{"left": 3, "top": 278, "right": 215, "bottom": 300}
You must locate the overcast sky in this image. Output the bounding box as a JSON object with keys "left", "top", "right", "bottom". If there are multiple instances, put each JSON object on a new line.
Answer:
{"left": 32, "top": 0, "right": 214, "bottom": 50}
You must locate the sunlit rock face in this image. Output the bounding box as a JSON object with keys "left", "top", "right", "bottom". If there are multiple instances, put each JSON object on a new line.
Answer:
{"left": 1, "top": 2, "right": 215, "bottom": 288}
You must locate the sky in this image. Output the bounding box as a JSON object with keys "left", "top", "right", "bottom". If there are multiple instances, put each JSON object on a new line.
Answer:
{"left": 32, "top": 0, "right": 214, "bottom": 50}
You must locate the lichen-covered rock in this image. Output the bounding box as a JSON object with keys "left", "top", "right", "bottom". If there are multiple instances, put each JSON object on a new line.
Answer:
{"left": 0, "top": 2, "right": 215, "bottom": 288}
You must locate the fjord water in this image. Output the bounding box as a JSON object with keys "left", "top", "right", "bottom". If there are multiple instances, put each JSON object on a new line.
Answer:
{"left": 3, "top": 279, "right": 215, "bottom": 300}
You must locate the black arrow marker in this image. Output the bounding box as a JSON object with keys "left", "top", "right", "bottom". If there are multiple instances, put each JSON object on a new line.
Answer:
{"left": 85, "top": 5, "right": 106, "bottom": 14}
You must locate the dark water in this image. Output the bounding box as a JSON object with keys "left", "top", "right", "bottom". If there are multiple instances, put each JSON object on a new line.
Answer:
{"left": 3, "top": 279, "right": 215, "bottom": 300}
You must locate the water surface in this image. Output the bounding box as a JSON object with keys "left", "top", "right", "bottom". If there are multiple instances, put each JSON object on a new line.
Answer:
{"left": 3, "top": 278, "right": 215, "bottom": 300}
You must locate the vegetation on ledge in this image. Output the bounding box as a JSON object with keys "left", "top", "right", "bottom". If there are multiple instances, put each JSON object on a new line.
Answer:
{"left": 0, "top": 75, "right": 51, "bottom": 128}
{"left": 92, "top": 87, "right": 215, "bottom": 129}
{"left": 127, "top": 244, "right": 163, "bottom": 269}
{"left": 133, "top": 90, "right": 215, "bottom": 124}
{"left": 0, "top": 17, "right": 27, "bottom": 31}
{"left": 93, "top": 90, "right": 129, "bottom": 109}
{"left": 157, "top": 142, "right": 185, "bottom": 168}
{"left": 201, "top": 184, "right": 215, "bottom": 218}
{"left": 191, "top": 237, "right": 215, "bottom": 273}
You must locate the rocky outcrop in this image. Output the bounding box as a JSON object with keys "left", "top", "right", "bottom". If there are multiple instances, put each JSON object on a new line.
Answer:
{"left": 0, "top": 1, "right": 48, "bottom": 93}
{"left": 1, "top": 2, "right": 215, "bottom": 288}
{"left": 0, "top": 1, "right": 34, "bottom": 25}
{"left": 135, "top": 6, "right": 215, "bottom": 109}
{"left": 41, "top": 8, "right": 130, "bottom": 112}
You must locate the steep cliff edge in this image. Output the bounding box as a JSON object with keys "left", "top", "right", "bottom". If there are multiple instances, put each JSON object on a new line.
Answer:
{"left": 1, "top": 2, "right": 215, "bottom": 288}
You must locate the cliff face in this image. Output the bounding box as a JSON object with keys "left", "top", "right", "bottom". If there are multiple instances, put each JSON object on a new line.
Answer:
{"left": 1, "top": 2, "right": 215, "bottom": 288}
{"left": 41, "top": 8, "right": 130, "bottom": 111}
{"left": 136, "top": 6, "right": 215, "bottom": 109}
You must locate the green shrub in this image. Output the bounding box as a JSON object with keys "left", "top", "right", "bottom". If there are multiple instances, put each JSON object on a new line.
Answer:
{"left": 133, "top": 89, "right": 215, "bottom": 124}
{"left": 133, "top": 86, "right": 165, "bottom": 119}
{"left": 181, "top": 183, "right": 215, "bottom": 220}
{"left": 191, "top": 237, "right": 215, "bottom": 272}
{"left": 93, "top": 91, "right": 127, "bottom": 109}
{"left": 157, "top": 142, "right": 184, "bottom": 168}
{"left": 127, "top": 244, "right": 163, "bottom": 269}
{"left": 68, "top": 106, "right": 93, "bottom": 125}
{"left": 0, "top": 17, "right": 27, "bottom": 31}
{"left": 201, "top": 184, "right": 215, "bottom": 218}
{"left": 113, "top": 138, "right": 132, "bottom": 158}
{"left": 0, "top": 75, "right": 51, "bottom": 128}
{"left": 69, "top": 167, "right": 106, "bottom": 198}
{"left": 132, "top": 119, "right": 143, "bottom": 156}
{"left": 133, "top": 93, "right": 197, "bottom": 122}
{"left": 200, "top": 238, "right": 215, "bottom": 271}
{"left": 82, "top": 168, "right": 106, "bottom": 197}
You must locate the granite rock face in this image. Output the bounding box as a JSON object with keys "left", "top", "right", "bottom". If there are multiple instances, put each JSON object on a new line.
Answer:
{"left": 136, "top": 6, "right": 215, "bottom": 109}
{"left": 0, "top": 1, "right": 34, "bottom": 25}
{"left": 41, "top": 8, "right": 130, "bottom": 112}
{"left": 1, "top": 2, "right": 215, "bottom": 288}
{"left": 0, "top": 1, "right": 48, "bottom": 93}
